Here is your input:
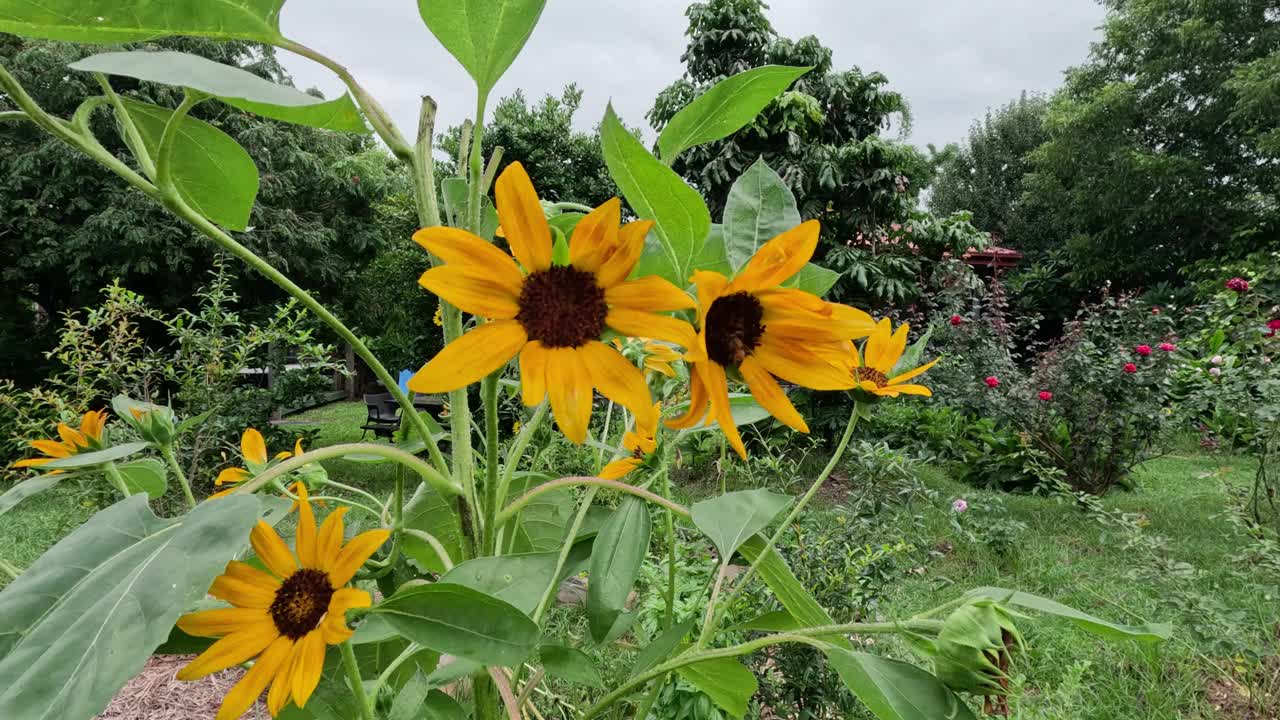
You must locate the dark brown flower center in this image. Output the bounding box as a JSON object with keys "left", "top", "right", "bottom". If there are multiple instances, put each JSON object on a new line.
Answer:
{"left": 270, "top": 568, "right": 334, "bottom": 639}
{"left": 854, "top": 367, "right": 888, "bottom": 387}
{"left": 705, "top": 292, "right": 765, "bottom": 367}
{"left": 516, "top": 266, "right": 608, "bottom": 348}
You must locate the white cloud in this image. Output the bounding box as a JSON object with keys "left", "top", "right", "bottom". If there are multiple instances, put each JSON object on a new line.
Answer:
{"left": 276, "top": 0, "right": 1104, "bottom": 153}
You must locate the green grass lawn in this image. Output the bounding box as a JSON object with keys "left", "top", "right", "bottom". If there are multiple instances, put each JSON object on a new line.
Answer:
{"left": 2, "top": 402, "right": 1275, "bottom": 718}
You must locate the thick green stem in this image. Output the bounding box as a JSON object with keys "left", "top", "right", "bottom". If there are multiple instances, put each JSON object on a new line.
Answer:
{"left": 232, "top": 443, "right": 460, "bottom": 498}
{"left": 499, "top": 477, "right": 690, "bottom": 527}
{"left": 160, "top": 445, "right": 197, "bottom": 508}
{"left": 533, "top": 487, "right": 598, "bottom": 624}
{"left": 696, "top": 562, "right": 728, "bottom": 648}
{"left": 101, "top": 461, "right": 131, "bottom": 499}
{"left": 93, "top": 73, "right": 155, "bottom": 178}
{"left": 403, "top": 529, "right": 455, "bottom": 570}
{"left": 662, "top": 466, "right": 676, "bottom": 630}
{"left": 495, "top": 401, "right": 548, "bottom": 522}
{"left": 412, "top": 96, "right": 443, "bottom": 229}
{"left": 482, "top": 373, "right": 501, "bottom": 552}
{"left": 339, "top": 640, "right": 375, "bottom": 720}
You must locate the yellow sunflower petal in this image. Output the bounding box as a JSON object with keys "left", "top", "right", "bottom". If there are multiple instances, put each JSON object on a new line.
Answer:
{"left": 546, "top": 348, "right": 593, "bottom": 444}
{"left": 887, "top": 357, "right": 940, "bottom": 387}
{"left": 294, "top": 483, "right": 318, "bottom": 569}
{"left": 740, "top": 356, "right": 808, "bottom": 433}
{"left": 213, "top": 635, "right": 294, "bottom": 720}
{"left": 316, "top": 506, "right": 349, "bottom": 572}
{"left": 224, "top": 560, "right": 283, "bottom": 588}
{"left": 690, "top": 270, "right": 730, "bottom": 328}
{"left": 599, "top": 457, "right": 642, "bottom": 481}
{"left": 320, "top": 588, "right": 371, "bottom": 644}
{"left": 701, "top": 361, "right": 745, "bottom": 459}
{"left": 13, "top": 457, "right": 53, "bottom": 468}
{"left": 412, "top": 226, "right": 524, "bottom": 291}
{"left": 518, "top": 341, "right": 550, "bottom": 406}
{"left": 568, "top": 197, "right": 621, "bottom": 273}
{"left": 250, "top": 520, "right": 297, "bottom": 579}
{"left": 727, "top": 220, "right": 819, "bottom": 293}
{"left": 210, "top": 575, "right": 278, "bottom": 609}
{"left": 176, "top": 620, "right": 280, "bottom": 680}
{"left": 860, "top": 319, "right": 893, "bottom": 373}
{"left": 828, "top": 303, "right": 877, "bottom": 339}
{"left": 177, "top": 607, "right": 271, "bottom": 638}
{"left": 882, "top": 383, "right": 933, "bottom": 397}
{"left": 241, "top": 428, "right": 268, "bottom": 466}
{"left": 871, "top": 322, "right": 909, "bottom": 374}
{"left": 328, "top": 529, "right": 391, "bottom": 588}
{"left": 418, "top": 265, "right": 520, "bottom": 320}
{"left": 408, "top": 320, "right": 527, "bottom": 394}
{"left": 30, "top": 439, "right": 72, "bottom": 458}
{"left": 81, "top": 410, "right": 106, "bottom": 441}
{"left": 215, "top": 467, "right": 250, "bottom": 487}
{"left": 666, "top": 364, "right": 710, "bottom": 430}
{"left": 596, "top": 219, "right": 652, "bottom": 288}
{"left": 754, "top": 338, "right": 855, "bottom": 391}
{"left": 755, "top": 287, "right": 830, "bottom": 315}
{"left": 494, "top": 162, "right": 552, "bottom": 272}
{"left": 267, "top": 642, "right": 301, "bottom": 716}
{"left": 605, "top": 275, "right": 696, "bottom": 312}
{"left": 291, "top": 630, "right": 327, "bottom": 708}
{"left": 606, "top": 309, "right": 697, "bottom": 350}
{"left": 580, "top": 341, "right": 657, "bottom": 430}
{"left": 56, "top": 423, "right": 87, "bottom": 449}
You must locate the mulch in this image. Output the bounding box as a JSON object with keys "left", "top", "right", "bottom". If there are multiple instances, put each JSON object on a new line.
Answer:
{"left": 95, "top": 655, "right": 266, "bottom": 720}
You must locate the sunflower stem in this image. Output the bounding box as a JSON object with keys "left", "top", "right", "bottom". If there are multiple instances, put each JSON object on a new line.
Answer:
{"left": 499, "top": 477, "right": 690, "bottom": 527}
{"left": 532, "top": 486, "right": 598, "bottom": 625}
{"left": 0, "top": 558, "right": 22, "bottom": 581}
{"left": 160, "top": 445, "right": 197, "bottom": 508}
{"left": 661, "top": 464, "right": 677, "bottom": 630}
{"left": 482, "top": 372, "right": 501, "bottom": 554}
{"left": 494, "top": 400, "right": 549, "bottom": 537}
{"left": 339, "top": 639, "right": 374, "bottom": 720}
{"left": 101, "top": 461, "right": 131, "bottom": 499}
{"left": 595, "top": 401, "right": 615, "bottom": 474}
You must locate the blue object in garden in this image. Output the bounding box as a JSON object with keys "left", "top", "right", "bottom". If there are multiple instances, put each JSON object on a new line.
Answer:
{"left": 398, "top": 369, "right": 413, "bottom": 396}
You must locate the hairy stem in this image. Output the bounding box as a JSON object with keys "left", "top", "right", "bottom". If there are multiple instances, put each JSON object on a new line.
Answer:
{"left": 232, "top": 443, "right": 460, "bottom": 498}
{"left": 499, "top": 477, "right": 690, "bottom": 527}
{"left": 339, "top": 640, "right": 375, "bottom": 720}
{"left": 160, "top": 445, "right": 197, "bottom": 508}
{"left": 533, "top": 487, "right": 598, "bottom": 624}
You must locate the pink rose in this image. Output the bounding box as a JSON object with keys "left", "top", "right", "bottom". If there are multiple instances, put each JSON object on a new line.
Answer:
{"left": 1124, "top": 363, "right": 1138, "bottom": 374}
{"left": 950, "top": 314, "right": 964, "bottom": 326}
{"left": 1135, "top": 344, "right": 1152, "bottom": 357}
{"left": 952, "top": 499, "right": 968, "bottom": 513}
{"left": 1159, "top": 342, "right": 1176, "bottom": 352}
{"left": 1039, "top": 391, "right": 1053, "bottom": 402}
{"left": 1226, "top": 277, "right": 1250, "bottom": 292}
{"left": 984, "top": 376, "right": 1000, "bottom": 388}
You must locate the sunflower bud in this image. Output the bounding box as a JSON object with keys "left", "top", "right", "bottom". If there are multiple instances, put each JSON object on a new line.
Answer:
{"left": 111, "top": 395, "right": 178, "bottom": 447}
{"left": 931, "top": 600, "right": 1026, "bottom": 714}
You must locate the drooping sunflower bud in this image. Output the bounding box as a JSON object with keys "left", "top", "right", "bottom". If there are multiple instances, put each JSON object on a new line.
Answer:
{"left": 931, "top": 599, "right": 1026, "bottom": 715}
{"left": 111, "top": 395, "right": 178, "bottom": 447}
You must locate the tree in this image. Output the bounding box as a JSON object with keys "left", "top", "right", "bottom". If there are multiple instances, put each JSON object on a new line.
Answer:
{"left": 439, "top": 84, "right": 616, "bottom": 208}
{"left": 0, "top": 34, "right": 394, "bottom": 384}
{"left": 1022, "top": 0, "right": 1280, "bottom": 290}
{"left": 648, "top": 0, "right": 985, "bottom": 308}
{"left": 929, "top": 93, "right": 1054, "bottom": 255}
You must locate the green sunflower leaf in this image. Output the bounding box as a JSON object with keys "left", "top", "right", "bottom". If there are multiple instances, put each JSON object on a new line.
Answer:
{"left": 0, "top": 0, "right": 287, "bottom": 44}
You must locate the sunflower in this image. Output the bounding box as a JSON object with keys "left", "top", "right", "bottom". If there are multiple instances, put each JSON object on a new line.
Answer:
{"left": 211, "top": 429, "right": 304, "bottom": 498}
{"left": 846, "top": 318, "right": 938, "bottom": 397}
{"left": 666, "top": 221, "right": 875, "bottom": 457}
{"left": 408, "top": 162, "right": 696, "bottom": 442}
{"left": 12, "top": 409, "right": 109, "bottom": 473}
{"left": 599, "top": 403, "right": 660, "bottom": 480}
{"left": 176, "top": 485, "right": 388, "bottom": 719}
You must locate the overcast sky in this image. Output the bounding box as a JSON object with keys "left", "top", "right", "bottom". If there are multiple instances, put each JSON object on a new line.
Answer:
{"left": 276, "top": 1, "right": 1106, "bottom": 153}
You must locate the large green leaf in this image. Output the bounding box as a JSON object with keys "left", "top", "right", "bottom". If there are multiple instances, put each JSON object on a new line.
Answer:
{"left": 963, "top": 587, "right": 1171, "bottom": 641}
{"left": 587, "top": 496, "right": 651, "bottom": 643}
{"left": 823, "top": 648, "right": 977, "bottom": 720}
{"left": 70, "top": 51, "right": 368, "bottom": 133}
{"left": 0, "top": 0, "right": 286, "bottom": 43}
{"left": 120, "top": 97, "right": 259, "bottom": 231}
{"left": 372, "top": 583, "right": 540, "bottom": 667}
{"left": 737, "top": 535, "right": 851, "bottom": 651}
{"left": 657, "top": 65, "right": 812, "bottom": 163}
{"left": 722, "top": 157, "right": 802, "bottom": 272}
{"left": 0, "top": 476, "right": 61, "bottom": 518}
{"left": 601, "top": 104, "right": 710, "bottom": 289}
{"left": 401, "top": 482, "right": 464, "bottom": 574}
{"left": 389, "top": 671, "right": 468, "bottom": 720}
{"left": 539, "top": 644, "right": 603, "bottom": 688}
{"left": 676, "top": 656, "right": 758, "bottom": 719}
{"left": 116, "top": 457, "right": 167, "bottom": 499}
{"left": 438, "top": 549, "right": 589, "bottom": 617}
{"left": 507, "top": 472, "right": 574, "bottom": 553}
{"left": 417, "top": 0, "right": 546, "bottom": 95}
{"left": 0, "top": 494, "right": 259, "bottom": 720}
{"left": 41, "top": 441, "right": 149, "bottom": 469}
{"left": 781, "top": 262, "right": 840, "bottom": 297}
{"left": 691, "top": 488, "right": 792, "bottom": 560}
{"left": 674, "top": 393, "right": 772, "bottom": 436}
{"left": 692, "top": 223, "right": 732, "bottom": 275}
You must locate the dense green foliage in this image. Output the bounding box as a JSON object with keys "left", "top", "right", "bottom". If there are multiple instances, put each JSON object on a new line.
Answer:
{"left": 0, "top": 34, "right": 391, "bottom": 383}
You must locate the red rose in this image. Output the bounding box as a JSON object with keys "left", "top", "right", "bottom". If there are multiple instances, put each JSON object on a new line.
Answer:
{"left": 1159, "top": 342, "right": 1176, "bottom": 352}
{"left": 1267, "top": 319, "right": 1280, "bottom": 337}
{"left": 1123, "top": 363, "right": 1138, "bottom": 374}
{"left": 1226, "top": 277, "right": 1250, "bottom": 292}
{"left": 984, "top": 376, "right": 1000, "bottom": 388}
{"left": 1039, "top": 391, "right": 1053, "bottom": 401}
{"left": 950, "top": 315, "right": 963, "bottom": 326}
{"left": 1135, "top": 344, "right": 1152, "bottom": 356}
